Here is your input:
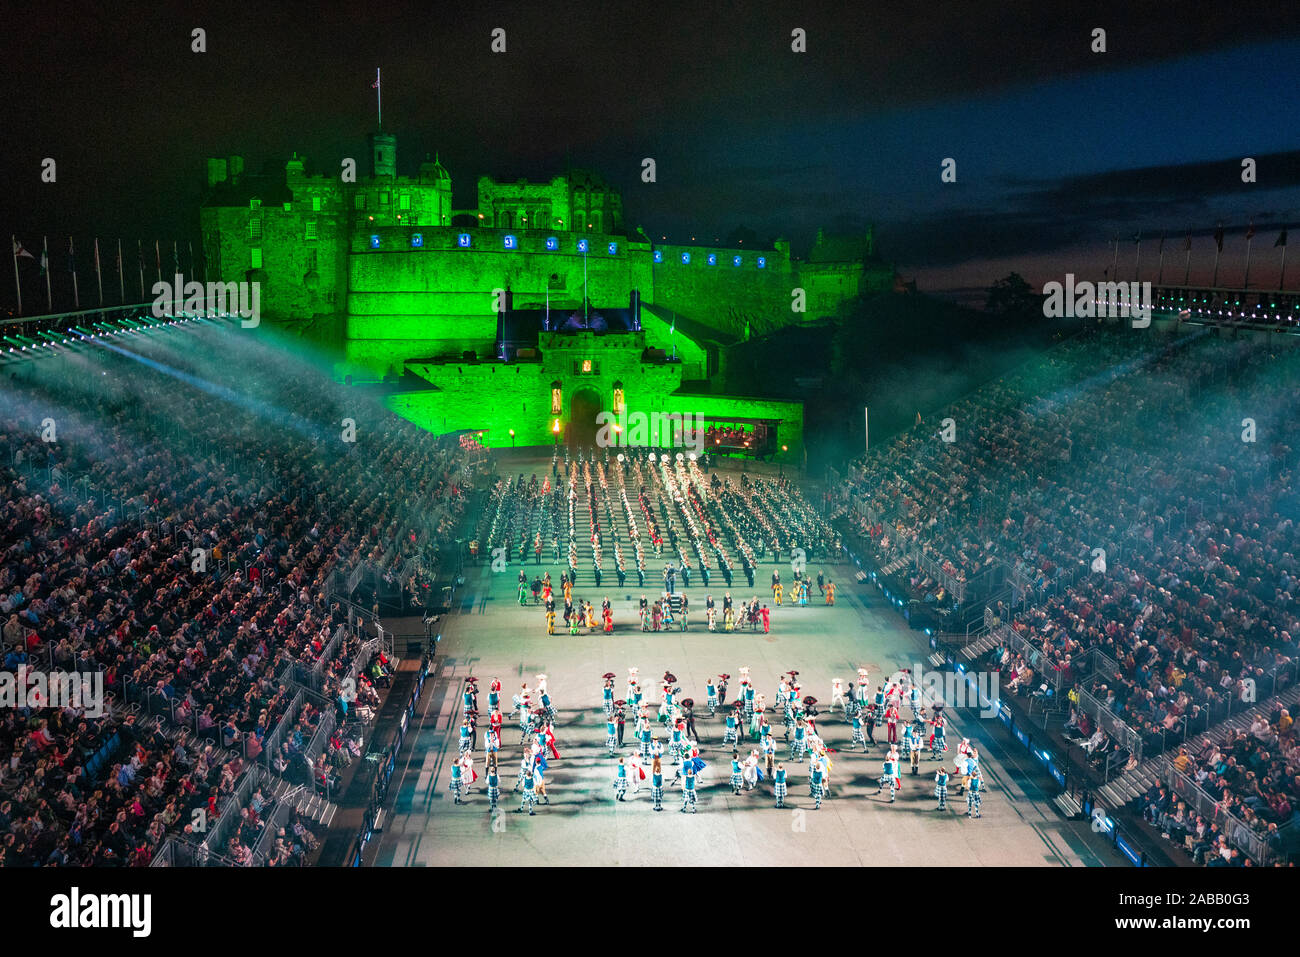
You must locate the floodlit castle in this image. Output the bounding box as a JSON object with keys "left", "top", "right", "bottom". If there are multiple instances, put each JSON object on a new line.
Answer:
{"left": 200, "top": 133, "right": 895, "bottom": 459}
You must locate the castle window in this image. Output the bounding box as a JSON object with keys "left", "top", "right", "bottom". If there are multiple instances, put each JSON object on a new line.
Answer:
{"left": 312, "top": 196, "right": 322, "bottom": 212}
{"left": 247, "top": 217, "right": 262, "bottom": 241}
{"left": 612, "top": 382, "right": 625, "bottom": 414}
{"left": 305, "top": 221, "right": 318, "bottom": 241}
{"left": 379, "top": 192, "right": 390, "bottom": 206}
{"left": 355, "top": 194, "right": 366, "bottom": 210}
{"left": 399, "top": 193, "right": 411, "bottom": 210}
{"left": 591, "top": 211, "right": 603, "bottom": 232}
{"left": 250, "top": 247, "right": 263, "bottom": 269}
{"left": 551, "top": 381, "right": 562, "bottom": 415}
{"left": 283, "top": 202, "right": 292, "bottom": 212}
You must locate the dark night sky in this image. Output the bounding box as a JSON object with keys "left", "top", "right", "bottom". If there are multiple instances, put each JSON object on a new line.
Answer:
{"left": 3, "top": 0, "right": 1299, "bottom": 309}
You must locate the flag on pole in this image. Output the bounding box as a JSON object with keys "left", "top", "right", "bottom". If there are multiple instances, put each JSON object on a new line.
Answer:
{"left": 1132, "top": 231, "right": 1141, "bottom": 244}
{"left": 13, "top": 239, "right": 36, "bottom": 261}
{"left": 1276, "top": 229, "right": 1289, "bottom": 247}
{"left": 371, "top": 71, "right": 380, "bottom": 90}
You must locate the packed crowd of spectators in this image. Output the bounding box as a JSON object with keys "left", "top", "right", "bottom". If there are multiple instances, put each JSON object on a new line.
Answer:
{"left": 0, "top": 321, "right": 482, "bottom": 865}
{"left": 835, "top": 328, "right": 1300, "bottom": 860}
{"left": 1139, "top": 702, "right": 1298, "bottom": 864}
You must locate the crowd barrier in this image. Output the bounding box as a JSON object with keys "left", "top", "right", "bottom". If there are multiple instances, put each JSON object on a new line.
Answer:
{"left": 348, "top": 654, "right": 431, "bottom": 866}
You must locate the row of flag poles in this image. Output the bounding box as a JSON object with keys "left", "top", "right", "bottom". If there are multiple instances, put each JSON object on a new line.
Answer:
{"left": 10, "top": 237, "right": 202, "bottom": 316}
{"left": 1109, "top": 225, "right": 1290, "bottom": 291}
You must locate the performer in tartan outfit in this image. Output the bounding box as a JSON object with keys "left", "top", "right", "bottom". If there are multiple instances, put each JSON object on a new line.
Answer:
{"left": 603, "top": 677, "right": 615, "bottom": 718}
{"left": 790, "top": 716, "right": 807, "bottom": 760}
{"left": 931, "top": 715, "right": 948, "bottom": 757}
{"left": 723, "top": 708, "right": 739, "bottom": 746}
{"left": 743, "top": 682, "right": 756, "bottom": 722}
{"left": 669, "top": 720, "right": 685, "bottom": 762}
{"left": 966, "top": 771, "right": 983, "bottom": 818}
{"left": 517, "top": 767, "right": 538, "bottom": 815}
{"left": 706, "top": 678, "right": 718, "bottom": 715}
{"left": 650, "top": 756, "right": 665, "bottom": 811}
{"left": 851, "top": 712, "right": 866, "bottom": 751}
{"left": 773, "top": 763, "right": 787, "bottom": 808}
{"left": 484, "top": 725, "right": 500, "bottom": 763}
{"left": 680, "top": 765, "right": 698, "bottom": 813}
{"left": 487, "top": 761, "right": 501, "bottom": 809}
{"left": 513, "top": 751, "right": 533, "bottom": 793}
{"left": 639, "top": 717, "right": 652, "bottom": 760}
{"left": 614, "top": 758, "right": 629, "bottom": 801}
{"left": 488, "top": 677, "right": 501, "bottom": 713}
{"left": 457, "top": 719, "right": 473, "bottom": 756}
{"left": 934, "top": 766, "right": 950, "bottom": 811}
{"left": 809, "top": 761, "right": 825, "bottom": 810}
{"left": 909, "top": 722, "right": 924, "bottom": 775}
{"left": 898, "top": 718, "right": 912, "bottom": 760}
{"left": 730, "top": 754, "right": 743, "bottom": 795}
{"left": 606, "top": 716, "right": 618, "bottom": 757}
{"left": 876, "top": 749, "right": 901, "bottom": 803}
{"left": 449, "top": 761, "right": 465, "bottom": 805}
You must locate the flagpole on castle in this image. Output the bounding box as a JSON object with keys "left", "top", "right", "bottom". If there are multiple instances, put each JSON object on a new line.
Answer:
{"left": 1243, "top": 221, "right": 1255, "bottom": 289}
{"left": 1280, "top": 231, "right": 1289, "bottom": 292}
{"left": 94, "top": 238, "right": 104, "bottom": 306}
{"left": 1156, "top": 234, "right": 1165, "bottom": 285}
{"left": 70, "top": 237, "right": 80, "bottom": 309}
{"left": 11, "top": 235, "right": 22, "bottom": 316}
{"left": 374, "top": 68, "right": 382, "bottom": 130}
{"left": 1183, "top": 230, "right": 1192, "bottom": 285}
{"left": 1133, "top": 233, "right": 1141, "bottom": 282}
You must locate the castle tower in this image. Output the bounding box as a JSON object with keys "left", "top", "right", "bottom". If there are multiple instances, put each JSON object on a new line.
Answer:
{"left": 370, "top": 132, "right": 396, "bottom": 179}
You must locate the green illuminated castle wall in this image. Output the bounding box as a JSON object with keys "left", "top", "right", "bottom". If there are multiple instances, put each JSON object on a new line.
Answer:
{"left": 199, "top": 135, "right": 886, "bottom": 462}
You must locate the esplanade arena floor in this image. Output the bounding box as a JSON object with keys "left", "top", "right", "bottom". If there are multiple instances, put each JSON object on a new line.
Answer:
{"left": 369, "top": 457, "right": 1119, "bottom": 867}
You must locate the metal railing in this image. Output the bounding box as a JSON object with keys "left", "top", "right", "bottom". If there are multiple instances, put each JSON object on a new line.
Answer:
{"left": 1164, "top": 763, "right": 1277, "bottom": 865}
{"left": 1072, "top": 685, "right": 1145, "bottom": 769}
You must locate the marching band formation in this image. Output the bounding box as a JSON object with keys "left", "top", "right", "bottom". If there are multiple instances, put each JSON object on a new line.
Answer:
{"left": 447, "top": 664, "right": 988, "bottom": 819}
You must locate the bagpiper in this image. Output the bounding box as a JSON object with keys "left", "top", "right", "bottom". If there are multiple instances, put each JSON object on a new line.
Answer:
{"left": 613, "top": 758, "right": 629, "bottom": 801}
{"left": 934, "top": 766, "right": 950, "bottom": 811}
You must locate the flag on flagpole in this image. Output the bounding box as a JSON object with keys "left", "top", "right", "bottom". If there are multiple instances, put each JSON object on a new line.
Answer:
{"left": 1132, "top": 231, "right": 1141, "bottom": 244}
{"left": 13, "top": 239, "right": 36, "bottom": 261}
{"left": 1276, "top": 229, "right": 1289, "bottom": 248}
